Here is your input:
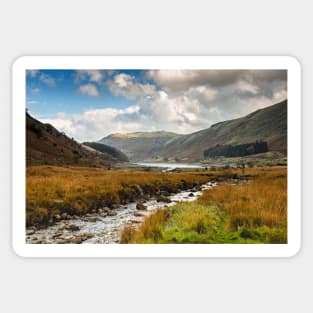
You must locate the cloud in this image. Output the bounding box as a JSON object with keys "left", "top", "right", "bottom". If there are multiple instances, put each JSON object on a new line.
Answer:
{"left": 27, "top": 100, "right": 39, "bottom": 105}
{"left": 147, "top": 70, "right": 287, "bottom": 93}
{"left": 31, "top": 87, "right": 40, "bottom": 94}
{"left": 40, "top": 106, "right": 141, "bottom": 141}
{"left": 75, "top": 70, "right": 104, "bottom": 84}
{"left": 27, "top": 70, "right": 39, "bottom": 78}
{"left": 79, "top": 84, "right": 99, "bottom": 96}
{"left": 39, "top": 73, "right": 56, "bottom": 87}
{"left": 39, "top": 70, "right": 287, "bottom": 142}
{"left": 26, "top": 70, "right": 56, "bottom": 87}
{"left": 107, "top": 73, "right": 156, "bottom": 99}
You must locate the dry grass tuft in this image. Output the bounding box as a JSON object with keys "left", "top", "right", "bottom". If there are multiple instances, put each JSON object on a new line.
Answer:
{"left": 199, "top": 167, "right": 287, "bottom": 230}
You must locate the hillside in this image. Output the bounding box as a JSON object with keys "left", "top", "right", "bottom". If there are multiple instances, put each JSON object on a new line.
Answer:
{"left": 99, "top": 131, "right": 181, "bottom": 161}
{"left": 26, "top": 113, "right": 127, "bottom": 166}
{"left": 83, "top": 142, "right": 129, "bottom": 162}
{"left": 99, "top": 100, "right": 287, "bottom": 162}
{"left": 160, "top": 100, "right": 287, "bottom": 161}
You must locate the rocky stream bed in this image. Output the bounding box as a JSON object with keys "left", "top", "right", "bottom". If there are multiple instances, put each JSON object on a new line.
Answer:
{"left": 26, "top": 181, "right": 217, "bottom": 244}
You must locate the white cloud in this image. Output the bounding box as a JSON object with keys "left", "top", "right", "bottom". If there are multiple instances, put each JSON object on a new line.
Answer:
{"left": 39, "top": 70, "right": 287, "bottom": 142}
{"left": 107, "top": 73, "right": 156, "bottom": 99}
{"left": 27, "top": 100, "right": 39, "bottom": 105}
{"left": 39, "top": 73, "right": 56, "bottom": 87}
{"left": 75, "top": 70, "right": 104, "bottom": 83}
{"left": 31, "top": 87, "right": 40, "bottom": 94}
{"left": 147, "top": 69, "right": 287, "bottom": 93}
{"left": 236, "top": 80, "right": 259, "bottom": 94}
{"left": 27, "top": 70, "right": 39, "bottom": 78}
{"left": 79, "top": 84, "right": 99, "bottom": 96}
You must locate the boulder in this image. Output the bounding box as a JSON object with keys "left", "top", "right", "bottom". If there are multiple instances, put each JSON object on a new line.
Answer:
{"left": 86, "top": 216, "right": 98, "bottom": 223}
{"left": 134, "top": 211, "right": 145, "bottom": 217}
{"left": 156, "top": 196, "right": 171, "bottom": 203}
{"left": 107, "top": 210, "right": 117, "bottom": 216}
{"left": 136, "top": 203, "right": 147, "bottom": 210}
{"left": 65, "top": 224, "right": 80, "bottom": 231}
{"left": 188, "top": 193, "right": 194, "bottom": 197}
{"left": 61, "top": 213, "right": 69, "bottom": 220}
{"left": 26, "top": 229, "right": 35, "bottom": 235}
{"left": 54, "top": 214, "right": 61, "bottom": 221}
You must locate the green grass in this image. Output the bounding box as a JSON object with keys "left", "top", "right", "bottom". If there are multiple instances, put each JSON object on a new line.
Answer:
{"left": 123, "top": 203, "right": 286, "bottom": 244}
{"left": 120, "top": 167, "right": 287, "bottom": 244}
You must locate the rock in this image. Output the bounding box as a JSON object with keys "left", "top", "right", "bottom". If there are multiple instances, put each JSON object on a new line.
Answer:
{"left": 55, "top": 239, "right": 67, "bottom": 244}
{"left": 52, "top": 232, "right": 64, "bottom": 239}
{"left": 107, "top": 210, "right": 117, "bottom": 216}
{"left": 134, "top": 211, "right": 145, "bottom": 217}
{"left": 61, "top": 213, "right": 68, "bottom": 220}
{"left": 110, "top": 204, "right": 119, "bottom": 210}
{"left": 70, "top": 237, "right": 84, "bottom": 244}
{"left": 188, "top": 193, "right": 194, "bottom": 197}
{"left": 65, "top": 224, "right": 80, "bottom": 231}
{"left": 156, "top": 196, "right": 171, "bottom": 203}
{"left": 136, "top": 203, "right": 147, "bottom": 210}
{"left": 131, "top": 184, "right": 144, "bottom": 196}
{"left": 99, "top": 212, "right": 108, "bottom": 217}
{"left": 26, "top": 229, "right": 35, "bottom": 235}
{"left": 54, "top": 214, "right": 61, "bottom": 221}
{"left": 131, "top": 219, "right": 141, "bottom": 224}
{"left": 86, "top": 217, "right": 98, "bottom": 223}
{"left": 32, "top": 239, "right": 44, "bottom": 244}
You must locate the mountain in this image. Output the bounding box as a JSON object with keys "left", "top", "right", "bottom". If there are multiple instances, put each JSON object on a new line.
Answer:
{"left": 99, "top": 131, "right": 181, "bottom": 162}
{"left": 98, "top": 100, "right": 287, "bottom": 162}
{"left": 83, "top": 142, "right": 129, "bottom": 162}
{"left": 159, "top": 100, "right": 287, "bottom": 161}
{"left": 26, "top": 113, "right": 127, "bottom": 166}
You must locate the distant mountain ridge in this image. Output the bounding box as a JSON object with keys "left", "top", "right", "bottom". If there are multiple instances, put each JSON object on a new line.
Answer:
{"left": 100, "top": 131, "right": 181, "bottom": 161}
{"left": 99, "top": 100, "right": 287, "bottom": 162}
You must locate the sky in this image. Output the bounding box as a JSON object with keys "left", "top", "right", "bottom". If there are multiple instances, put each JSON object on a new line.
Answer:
{"left": 26, "top": 69, "right": 287, "bottom": 142}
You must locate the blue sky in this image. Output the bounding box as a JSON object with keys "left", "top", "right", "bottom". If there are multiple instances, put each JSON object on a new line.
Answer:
{"left": 26, "top": 70, "right": 152, "bottom": 117}
{"left": 26, "top": 69, "right": 287, "bottom": 142}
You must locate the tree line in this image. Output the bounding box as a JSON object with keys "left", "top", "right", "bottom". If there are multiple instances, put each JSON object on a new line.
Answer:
{"left": 203, "top": 141, "right": 269, "bottom": 158}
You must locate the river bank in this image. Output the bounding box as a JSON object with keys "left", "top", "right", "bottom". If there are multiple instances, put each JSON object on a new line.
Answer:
{"left": 26, "top": 166, "right": 215, "bottom": 230}
{"left": 26, "top": 180, "right": 218, "bottom": 244}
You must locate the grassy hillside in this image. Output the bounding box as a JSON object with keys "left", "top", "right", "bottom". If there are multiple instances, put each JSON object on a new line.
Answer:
{"left": 83, "top": 142, "right": 129, "bottom": 163}
{"left": 26, "top": 113, "right": 118, "bottom": 166}
{"left": 99, "top": 131, "right": 181, "bottom": 161}
{"left": 160, "top": 100, "right": 287, "bottom": 161}
{"left": 98, "top": 100, "right": 287, "bottom": 162}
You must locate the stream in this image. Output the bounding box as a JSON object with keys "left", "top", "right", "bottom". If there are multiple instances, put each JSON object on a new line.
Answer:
{"left": 26, "top": 180, "right": 217, "bottom": 244}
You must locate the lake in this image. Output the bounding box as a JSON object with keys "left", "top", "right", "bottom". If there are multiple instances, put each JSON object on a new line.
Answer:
{"left": 134, "top": 162, "right": 204, "bottom": 169}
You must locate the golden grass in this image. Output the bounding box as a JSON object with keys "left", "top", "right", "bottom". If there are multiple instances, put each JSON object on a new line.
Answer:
{"left": 26, "top": 166, "right": 210, "bottom": 227}
{"left": 199, "top": 167, "right": 287, "bottom": 230}
{"left": 121, "top": 210, "right": 170, "bottom": 243}
{"left": 121, "top": 167, "right": 287, "bottom": 244}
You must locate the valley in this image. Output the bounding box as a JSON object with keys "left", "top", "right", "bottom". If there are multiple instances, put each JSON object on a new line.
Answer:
{"left": 25, "top": 99, "right": 288, "bottom": 244}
